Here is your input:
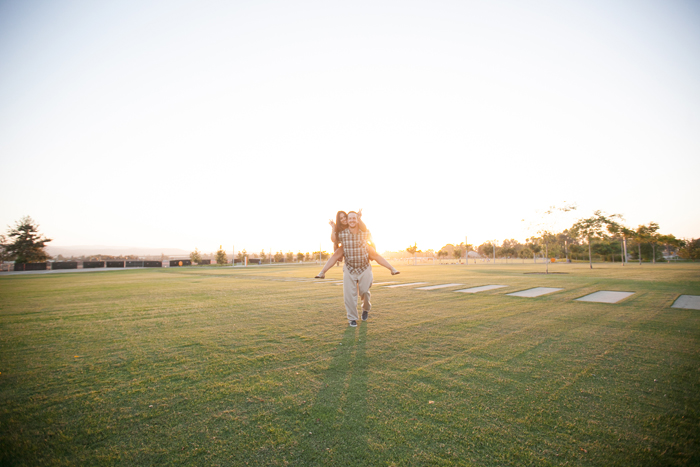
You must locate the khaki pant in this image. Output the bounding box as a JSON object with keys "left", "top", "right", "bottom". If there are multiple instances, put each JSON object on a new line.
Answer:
{"left": 343, "top": 265, "right": 373, "bottom": 322}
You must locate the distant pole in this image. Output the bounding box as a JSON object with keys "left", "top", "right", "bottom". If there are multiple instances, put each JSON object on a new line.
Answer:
{"left": 465, "top": 235, "right": 468, "bottom": 266}
{"left": 623, "top": 237, "right": 628, "bottom": 266}
{"left": 233, "top": 244, "right": 234, "bottom": 267}
{"left": 493, "top": 241, "right": 496, "bottom": 264}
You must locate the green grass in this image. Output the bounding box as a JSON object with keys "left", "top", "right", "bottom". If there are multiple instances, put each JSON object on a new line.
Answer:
{"left": 1, "top": 262, "right": 699, "bottom": 466}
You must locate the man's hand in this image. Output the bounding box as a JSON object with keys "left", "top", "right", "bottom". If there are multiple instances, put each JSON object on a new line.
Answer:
{"left": 357, "top": 208, "right": 363, "bottom": 218}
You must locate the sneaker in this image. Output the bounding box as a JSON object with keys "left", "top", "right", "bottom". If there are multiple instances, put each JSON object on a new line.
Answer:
{"left": 349, "top": 320, "right": 357, "bottom": 327}
{"left": 361, "top": 310, "right": 369, "bottom": 321}
{"left": 315, "top": 272, "right": 325, "bottom": 279}
{"left": 391, "top": 269, "right": 400, "bottom": 275}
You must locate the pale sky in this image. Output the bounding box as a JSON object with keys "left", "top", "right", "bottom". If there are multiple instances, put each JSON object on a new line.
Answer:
{"left": 1, "top": 0, "right": 698, "bottom": 255}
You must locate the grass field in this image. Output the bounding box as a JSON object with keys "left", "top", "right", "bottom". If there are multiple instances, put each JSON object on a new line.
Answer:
{"left": 1, "top": 262, "right": 699, "bottom": 466}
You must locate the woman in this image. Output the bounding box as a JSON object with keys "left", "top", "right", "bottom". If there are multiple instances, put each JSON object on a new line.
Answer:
{"left": 315, "top": 210, "right": 399, "bottom": 278}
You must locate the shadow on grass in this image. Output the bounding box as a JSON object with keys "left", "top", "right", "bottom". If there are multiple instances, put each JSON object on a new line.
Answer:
{"left": 294, "top": 323, "right": 371, "bottom": 465}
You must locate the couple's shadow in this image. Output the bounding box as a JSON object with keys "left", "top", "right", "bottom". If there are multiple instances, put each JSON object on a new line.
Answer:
{"left": 300, "top": 323, "right": 371, "bottom": 462}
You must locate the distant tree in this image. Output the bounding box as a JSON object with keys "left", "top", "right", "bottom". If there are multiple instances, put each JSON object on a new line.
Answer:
{"left": 500, "top": 239, "right": 519, "bottom": 262}
{"left": 658, "top": 234, "right": 681, "bottom": 260}
{"left": 525, "top": 239, "right": 541, "bottom": 263}
{"left": 643, "top": 222, "right": 661, "bottom": 264}
{"left": 526, "top": 203, "right": 577, "bottom": 273}
{"left": 274, "top": 251, "right": 284, "bottom": 262}
{"left": 452, "top": 247, "right": 462, "bottom": 261}
{"left": 237, "top": 249, "right": 247, "bottom": 263}
{"left": 519, "top": 247, "right": 533, "bottom": 259}
{"left": 259, "top": 249, "right": 267, "bottom": 262}
{"left": 632, "top": 223, "right": 660, "bottom": 264}
{"left": 678, "top": 238, "right": 700, "bottom": 261}
{"left": 297, "top": 252, "right": 305, "bottom": 262}
{"left": 606, "top": 221, "right": 633, "bottom": 265}
{"left": 406, "top": 243, "right": 421, "bottom": 265}
{"left": 305, "top": 252, "right": 311, "bottom": 262}
{"left": 215, "top": 247, "right": 228, "bottom": 265}
{"left": 571, "top": 210, "right": 619, "bottom": 269}
{"left": 286, "top": 251, "right": 294, "bottom": 263}
{"left": 5, "top": 216, "right": 52, "bottom": 264}
{"left": 556, "top": 230, "right": 576, "bottom": 262}
{"left": 0, "top": 234, "right": 9, "bottom": 263}
{"left": 437, "top": 250, "right": 448, "bottom": 262}
{"left": 190, "top": 248, "right": 202, "bottom": 264}
{"left": 478, "top": 242, "right": 494, "bottom": 258}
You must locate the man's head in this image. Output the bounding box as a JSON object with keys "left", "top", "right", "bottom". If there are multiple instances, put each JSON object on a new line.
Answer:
{"left": 347, "top": 211, "right": 358, "bottom": 229}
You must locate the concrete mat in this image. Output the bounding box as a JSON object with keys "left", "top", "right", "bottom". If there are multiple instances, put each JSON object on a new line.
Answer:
{"left": 455, "top": 285, "right": 507, "bottom": 294}
{"left": 384, "top": 282, "right": 429, "bottom": 288}
{"left": 671, "top": 295, "right": 700, "bottom": 310}
{"left": 507, "top": 287, "right": 563, "bottom": 298}
{"left": 576, "top": 291, "right": 634, "bottom": 303}
{"left": 416, "top": 283, "right": 464, "bottom": 290}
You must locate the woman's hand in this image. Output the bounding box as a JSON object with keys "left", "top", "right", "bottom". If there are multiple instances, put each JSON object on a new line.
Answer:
{"left": 329, "top": 219, "right": 336, "bottom": 229}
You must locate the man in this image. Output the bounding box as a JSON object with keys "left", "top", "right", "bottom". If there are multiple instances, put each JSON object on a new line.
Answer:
{"left": 337, "top": 211, "right": 373, "bottom": 327}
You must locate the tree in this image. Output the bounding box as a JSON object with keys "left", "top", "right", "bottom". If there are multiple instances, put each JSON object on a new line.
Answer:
{"left": 658, "top": 234, "right": 681, "bottom": 261}
{"left": 606, "top": 220, "right": 633, "bottom": 265}
{"left": 478, "top": 242, "right": 494, "bottom": 259}
{"left": 297, "top": 252, "right": 305, "bottom": 262}
{"left": 643, "top": 222, "right": 661, "bottom": 264}
{"left": 406, "top": 243, "right": 421, "bottom": 266}
{"left": 632, "top": 223, "right": 660, "bottom": 265}
{"left": 259, "top": 249, "right": 267, "bottom": 263}
{"left": 237, "top": 249, "right": 247, "bottom": 263}
{"left": 678, "top": 238, "right": 700, "bottom": 261}
{"left": 525, "top": 239, "right": 541, "bottom": 263}
{"left": 274, "top": 251, "right": 284, "bottom": 262}
{"left": 5, "top": 216, "right": 52, "bottom": 264}
{"left": 215, "top": 246, "right": 228, "bottom": 265}
{"left": 286, "top": 251, "right": 294, "bottom": 263}
{"left": 0, "top": 234, "right": 9, "bottom": 263}
{"left": 437, "top": 249, "right": 448, "bottom": 262}
{"left": 452, "top": 247, "right": 462, "bottom": 261}
{"left": 190, "top": 248, "right": 202, "bottom": 264}
{"left": 570, "top": 210, "right": 619, "bottom": 269}
{"left": 526, "top": 203, "right": 577, "bottom": 273}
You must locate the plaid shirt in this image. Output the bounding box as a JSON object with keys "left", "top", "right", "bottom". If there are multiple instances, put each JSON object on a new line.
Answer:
{"left": 338, "top": 228, "right": 370, "bottom": 275}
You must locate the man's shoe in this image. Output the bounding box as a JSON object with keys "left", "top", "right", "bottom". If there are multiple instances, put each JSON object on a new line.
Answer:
{"left": 349, "top": 320, "right": 357, "bottom": 327}
{"left": 361, "top": 310, "right": 369, "bottom": 321}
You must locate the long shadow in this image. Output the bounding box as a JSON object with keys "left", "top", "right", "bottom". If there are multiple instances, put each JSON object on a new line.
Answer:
{"left": 295, "top": 323, "right": 370, "bottom": 465}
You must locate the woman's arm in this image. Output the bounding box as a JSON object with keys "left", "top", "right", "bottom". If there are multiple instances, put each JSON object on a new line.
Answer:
{"left": 329, "top": 219, "right": 337, "bottom": 243}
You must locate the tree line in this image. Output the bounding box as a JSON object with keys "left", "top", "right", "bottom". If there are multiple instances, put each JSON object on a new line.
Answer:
{"left": 2, "top": 214, "right": 699, "bottom": 267}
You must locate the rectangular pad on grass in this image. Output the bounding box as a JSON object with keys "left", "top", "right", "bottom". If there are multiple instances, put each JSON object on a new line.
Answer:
{"left": 507, "top": 287, "right": 563, "bottom": 298}
{"left": 455, "top": 285, "right": 507, "bottom": 294}
{"left": 575, "top": 291, "right": 634, "bottom": 303}
{"left": 384, "top": 282, "right": 429, "bottom": 288}
{"left": 416, "top": 283, "right": 464, "bottom": 290}
{"left": 671, "top": 295, "right": 700, "bottom": 310}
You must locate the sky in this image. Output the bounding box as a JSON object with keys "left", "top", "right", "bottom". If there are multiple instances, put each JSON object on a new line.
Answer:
{"left": 1, "top": 0, "right": 699, "bottom": 255}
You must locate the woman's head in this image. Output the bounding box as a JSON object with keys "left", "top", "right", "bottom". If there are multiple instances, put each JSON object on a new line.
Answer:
{"left": 336, "top": 211, "right": 348, "bottom": 229}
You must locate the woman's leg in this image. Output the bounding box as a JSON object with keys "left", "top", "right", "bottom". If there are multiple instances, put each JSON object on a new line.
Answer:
{"left": 315, "top": 247, "right": 344, "bottom": 278}
{"left": 367, "top": 245, "right": 400, "bottom": 275}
